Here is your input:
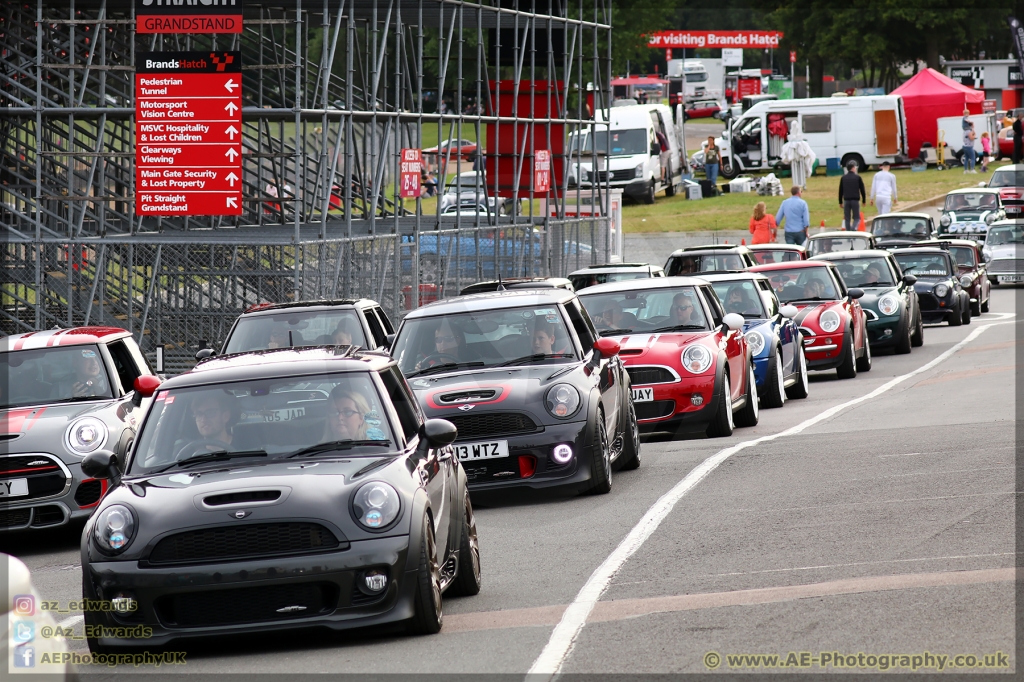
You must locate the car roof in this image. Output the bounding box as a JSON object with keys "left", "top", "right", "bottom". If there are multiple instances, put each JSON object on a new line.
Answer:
{"left": 160, "top": 347, "right": 393, "bottom": 389}
{"left": 992, "top": 164, "right": 1024, "bottom": 172}
{"left": 946, "top": 187, "right": 1000, "bottom": 195}
{"left": 749, "top": 260, "right": 834, "bottom": 273}
{"left": 576, "top": 276, "right": 712, "bottom": 296}
{"left": 0, "top": 326, "right": 132, "bottom": 353}
{"left": 569, "top": 263, "right": 658, "bottom": 275}
{"left": 746, "top": 243, "right": 804, "bottom": 251}
{"left": 696, "top": 272, "right": 771, "bottom": 283}
{"left": 808, "top": 231, "right": 874, "bottom": 239}
{"left": 403, "top": 288, "right": 576, "bottom": 319}
{"left": 871, "top": 212, "right": 932, "bottom": 220}
{"left": 669, "top": 244, "right": 751, "bottom": 255}
{"left": 459, "top": 277, "right": 573, "bottom": 294}
{"left": 987, "top": 219, "right": 1023, "bottom": 227}
{"left": 917, "top": 238, "right": 979, "bottom": 247}
{"left": 240, "top": 299, "right": 371, "bottom": 316}
{"left": 810, "top": 249, "right": 893, "bottom": 261}
{"left": 890, "top": 247, "right": 950, "bottom": 256}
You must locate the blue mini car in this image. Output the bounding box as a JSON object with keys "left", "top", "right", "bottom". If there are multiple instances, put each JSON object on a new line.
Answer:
{"left": 700, "top": 273, "right": 809, "bottom": 407}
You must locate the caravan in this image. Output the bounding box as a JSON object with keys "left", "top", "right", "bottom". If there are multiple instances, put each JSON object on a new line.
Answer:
{"left": 715, "top": 95, "right": 908, "bottom": 179}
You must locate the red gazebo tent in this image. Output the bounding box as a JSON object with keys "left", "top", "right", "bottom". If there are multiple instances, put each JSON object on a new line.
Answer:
{"left": 892, "top": 68, "right": 984, "bottom": 158}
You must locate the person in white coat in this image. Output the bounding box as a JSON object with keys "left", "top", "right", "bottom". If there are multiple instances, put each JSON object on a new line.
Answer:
{"left": 780, "top": 119, "right": 816, "bottom": 190}
{"left": 870, "top": 160, "right": 898, "bottom": 215}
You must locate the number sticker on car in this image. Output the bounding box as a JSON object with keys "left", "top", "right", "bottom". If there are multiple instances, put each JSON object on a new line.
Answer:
{"left": 631, "top": 387, "right": 654, "bottom": 402}
{"left": 0, "top": 478, "right": 29, "bottom": 497}
{"left": 454, "top": 440, "right": 509, "bottom": 461}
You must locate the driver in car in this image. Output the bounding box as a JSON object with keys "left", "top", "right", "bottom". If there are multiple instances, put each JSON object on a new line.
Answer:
{"left": 724, "top": 286, "right": 754, "bottom": 315}
{"left": 415, "top": 320, "right": 469, "bottom": 370}
{"left": 532, "top": 321, "right": 569, "bottom": 356}
{"left": 189, "top": 392, "right": 234, "bottom": 450}
{"left": 862, "top": 263, "right": 884, "bottom": 285}
{"left": 803, "top": 278, "right": 828, "bottom": 298}
{"left": 670, "top": 293, "right": 699, "bottom": 325}
{"left": 72, "top": 349, "right": 110, "bottom": 397}
{"left": 598, "top": 301, "right": 625, "bottom": 329}
{"left": 267, "top": 325, "right": 291, "bottom": 349}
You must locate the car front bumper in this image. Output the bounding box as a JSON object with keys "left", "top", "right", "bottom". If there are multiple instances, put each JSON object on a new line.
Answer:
{"left": 802, "top": 333, "right": 845, "bottom": 370}
{"left": 632, "top": 373, "right": 716, "bottom": 434}
{"left": 0, "top": 454, "right": 104, "bottom": 532}
{"left": 866, "top": 314, "right": 904, "bottom": 346}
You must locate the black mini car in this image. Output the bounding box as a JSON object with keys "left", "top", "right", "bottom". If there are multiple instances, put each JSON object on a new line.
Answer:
{"left": 892, "top": 246, "right": 972, "bottom": 326}
{"left": 389, "top": 289, "right": 640, "bottom": 494}
{"left": 664, "top": 245, "right": 756, "bottom": 276}
{"left": 79, "top": 347, "right": 479, "bottom": 652}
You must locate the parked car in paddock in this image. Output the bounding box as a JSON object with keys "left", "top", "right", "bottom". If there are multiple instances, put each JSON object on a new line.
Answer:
{"left": 682, "top": 99, "right": 722, "bottom": 120}
{"left": 917, "top": 238, "right": 990, "bottom": 314}
{"left": 664, "top": 244, "right": 757, "bottom": 276}
{"left": 459, "top": 277, "right": 574, "bottom": 296}
{"left": 2, "top": 554, "right": 75, "bottom": 678}
{"left": 804, "top": 230, "right": 877, "bottom": 257}
{"left": 577, "top": 277, "right": 759, "bottom": 438}
{"left": 983, "top": 221, "right": 1024, "bottom": 286}
{"left": 986, "top": 164, "right": 1024, "bottom": 217}
{"left": 750, "top": 261, "right": 871, "bottom": 378}
{"left": 568, "top": 262, "right": 666, "bottom": 291}
{"left": 390, "top": 289, "right": 639, "bottom": 494}
{"left": 938, "top": 188, "right": 1006, "bottom": 240}
{"left": 870, "top": 212, "right": 937, "bottom": 248}
{"left": 747, "top": 243, "right": 806, "bottom": 264}
{"left": 891, "top": 246, "right": 972, "bottom": 326}
{"left": 1, "top": 327, "right": 157, "bottom": 532}
{"left": 701, "top": 273, "right": 809, "bottom": 407}
{"left": 79, "top": 347, "right": 480, "bottom": 652}
{"left": 812, "top": 250, "right": 922, "bottom": 352}
{"left": 197, "top": 299, "right": 395, "bottom": 361}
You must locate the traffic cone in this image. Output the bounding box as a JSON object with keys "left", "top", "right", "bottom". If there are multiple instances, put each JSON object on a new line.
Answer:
{"left": 741, "top": 238, "right": 746, "bottom": 245}
{"left": 819, "top": 219, "right": 826, "bottom": 233}
{"left": 857, "top": 211, "right": 866, "bottom": 231}
{"left": 724, "top": 239, "right": 729, "bottom": 244}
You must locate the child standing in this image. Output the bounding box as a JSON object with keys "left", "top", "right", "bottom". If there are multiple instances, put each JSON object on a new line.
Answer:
{"left": 980, "top": 131, "right": 991, "bottom": 173}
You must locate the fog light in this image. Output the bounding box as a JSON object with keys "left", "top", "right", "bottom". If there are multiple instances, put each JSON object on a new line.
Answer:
{"left": 552, "top": 444, "right": 573, "bottom": 464}
{"left": 691, "top": 394, "right": 704, "bottom": 406}
{"left": 518, "top": 455, "right": 537, "bottom": 478}
{"left": 883, "top": 328, "right": 892, "bottom": 336}
{"left": 110, "top": 592, "right": 137, "bottom": 614}
{"left": 362, "top": 569, "right": 388, "bottom": 594}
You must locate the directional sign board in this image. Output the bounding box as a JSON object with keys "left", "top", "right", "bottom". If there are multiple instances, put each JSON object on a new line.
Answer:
{"left": 136, "top": 0, "right": 243, "bottom": 34}
{"left": 135, "top": 51, "right": 242, "bottom": 216}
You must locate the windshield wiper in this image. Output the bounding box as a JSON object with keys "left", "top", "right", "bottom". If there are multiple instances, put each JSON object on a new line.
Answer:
{"left": 288, "top": 440, "right": 392, "bottom": 458}
{"left": 648, "top": 324, "right": 707, "bottom": 333}
{"left": 47, "top": 395, "right": 111, "bottom": 404}
{"left": 784, "top": 297, "right": 835, "bottom": 302}
{"left": 498, "top": 353, "right": 574, "bottom": 367}
{"left": 157, "top": 450, "right": 268, "bottom": 472}
{"left": 598, "top": 328, "right": 633, "bottom": 336}
{"left": 406, "top": 361, "right": 484, "bottom": 378}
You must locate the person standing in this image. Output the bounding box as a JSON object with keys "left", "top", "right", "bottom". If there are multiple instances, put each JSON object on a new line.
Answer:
{"left": 1013, "top": 113, "right": 1023, "bottom": 164}
{"left": 963, "top": 122, "right": 977, "bottom": 173}
{"left": 980, "top": 131, "right": 991, "bottom": 173}
{"left": 704, "top": 136, "right": 720, "bottom": 187}
{"left": 838, "top": 161, "right": 866, "bottom": 230}
{"left": 749, "top": 202, "right": 777, "bottom": 244}
{"left": 870, "top": 160, "right": 898, "bottom": 215}
{"left": 776, "top": 185, "right": 810, "bottom": 245}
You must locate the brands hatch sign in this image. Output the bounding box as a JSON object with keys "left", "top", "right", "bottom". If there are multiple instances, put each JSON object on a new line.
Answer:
{"left": 647, "top": 31, "right": 783, "bottom": 49}
{"left": 136, "top": 0, "right": 243, "bottom": 34}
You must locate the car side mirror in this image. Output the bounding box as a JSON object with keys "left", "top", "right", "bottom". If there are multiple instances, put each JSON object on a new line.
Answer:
{"left": 195, "top": 347, "right": 215, "bottom": 361}
{"left": 902, "top": 274, "right": 917, "bottom": 285}
{"left": 421, "top": 419, "right": 458, "bottom": 449}
{"left": 384, "top": 333, "right": 396, "bottom": 351}
{"left": 132, "top": 375, "right": 162, "bottom": 407}
{"left": 848, "top": 288, "right": 865, "bottom": 299}
{"left": 722, "top": 313, "right": 745, "bottom": 331}
{"left": 593, "top": 338, "right": 621, "bottom": 358}
{"left": 984, "top": 253, "right": 992, "bottom": 263}
{"left": 81, "top": 449, "right": 121, "bottom": 486}
{"left": 780, "top": 305, "right": 799, "bottom": 319}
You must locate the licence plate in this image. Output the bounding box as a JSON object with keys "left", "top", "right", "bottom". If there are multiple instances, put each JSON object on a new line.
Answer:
{"left": 1006, "top": 206, "right": 1021, "bottom": 213}
{"left": 999, "top": 275, "right": 1024, "bottom": 282}
{"left": 0, "top": 478, "right": 29, "bottom": 497}
{"left": 247, "top": 407, "right": 306, "bottom": 422}
{"left": 631, "top": 387, "right": 654, "bottom": 402}
{"left": 454, "top": 440, "right": 509, "bottom": 461}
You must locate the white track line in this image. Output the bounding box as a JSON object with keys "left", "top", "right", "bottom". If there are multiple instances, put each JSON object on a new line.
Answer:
{"left": 527, "top": 318, "right": 1013, "bottom": 679}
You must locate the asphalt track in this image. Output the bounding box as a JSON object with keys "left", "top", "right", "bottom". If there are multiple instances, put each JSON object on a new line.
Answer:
{"left": 5, "top": 288, "right": 1016, "bottom": 676}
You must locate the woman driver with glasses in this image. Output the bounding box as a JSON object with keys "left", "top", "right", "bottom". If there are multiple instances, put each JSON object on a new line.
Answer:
{"left": 324, "top": 385, "right": 385, "bottom": 441}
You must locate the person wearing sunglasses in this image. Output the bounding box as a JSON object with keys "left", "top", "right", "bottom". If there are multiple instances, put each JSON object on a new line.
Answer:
{"left": 190, "top": 392, "right": 234, "bottom": 448}
{"left": 670, "top": 293, "right": 699, "bottom": 325}
{"left": 72, "top": 348, "right": 111, "bottom": 398}
{"left": 324, "top": 386, "right": 371, "bottom": 441}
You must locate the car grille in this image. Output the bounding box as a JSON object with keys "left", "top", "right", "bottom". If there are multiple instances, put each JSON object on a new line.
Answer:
{"left": 626, "top": 366, "right": 677, "bottom": 385}
{"left": 594, "top": 169, "right": 638, "bottom": 183}
{"left": 74, "top": 480, "right": 104, "bottom": 508}
{"left": 988, "top": 258, "right": 1024, "bottom": 274}
{"left": 147, "top": 523, "right": 345, "bottom": 566}
{"left": 31, "top": 505, "right": 65, "bottom": 527}
{"left": 463, "top": 457, "right": 523, "bottom": 483}
{"left": 156, "top": 582, "right": 339, "bottom": 628}
{"left": 635, "top": 400, "right": 675, "bottom": 421}
{"left": 0, "top": 508, "right": 32, "bottom": 528}
{"left": 445, "top": 413, "right": 538, "bottom": 442}
{"left": 0, "top": 455, "right": 68, "bottom": 501}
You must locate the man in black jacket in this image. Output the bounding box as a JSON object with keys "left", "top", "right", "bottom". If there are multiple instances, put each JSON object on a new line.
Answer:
{"left": 1013, "top": 114, "right": 1023, "bottom": 164}
{"left": 838, "top": 161, "right": 866, "bottom": 230}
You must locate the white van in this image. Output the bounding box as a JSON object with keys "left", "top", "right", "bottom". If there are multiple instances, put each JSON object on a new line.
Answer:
{"left": 570, "top": 102, "right": 685, "bottom": 204}
{"left": 715, "top": 95, "right": 908, "bottom": 179}
{"left": 935, "top": 113, "right": 1000, "bottom": 162}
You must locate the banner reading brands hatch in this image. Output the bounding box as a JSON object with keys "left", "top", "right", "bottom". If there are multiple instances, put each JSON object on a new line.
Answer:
{"left": 136, "top": 0, "right": 243, "bottom": 34}
{"left": 647, "top": 30, "right": 783, "bottom": 49}
{"left": 1009, "top": 17, "right": 1024, "bottom": 86}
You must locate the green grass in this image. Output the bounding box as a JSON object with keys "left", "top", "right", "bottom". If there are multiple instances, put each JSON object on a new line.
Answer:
{"left": 684, "top": 117, "right": 724, "bottom": 126}
{"left": 623, "top": 162, "right": 1006, "bottom": 233}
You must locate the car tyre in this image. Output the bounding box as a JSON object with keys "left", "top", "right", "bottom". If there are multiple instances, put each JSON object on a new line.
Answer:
{"left": 720, "top": 158, "right": 738, "bottom": 180}
{"left": 894, "top": 313, "right": 912, "bottom": 355}
{"left": 734, "top": 364, "right": 760, "bottom": 427}
{"left": 617, "top": 398, "right": 642, "bottom": 471}
{"left": 447, "top": 491, "right": 482, "bottom": 597}
{"left": 856, "top": 332, "right": 873, "bottom": 371}
{"left": 948, "top": 298, "right": 963, "bottom": 326}
{"left": 642, "top": 179, "right": 656, "bottom": 205}
{"left": 836, "top": 330, "right": 858, "bottom": 379}
{"left": 762, "top": 351, "right": 786, "bottom": 409}
{"left": 962, "top": 298, "right": 972, "bottom": 324}
{"left": 910, "top": 311, "right": 924, "bottom": 347}
{"left": 786, "top": 345, "right": 809, "bottom": 399}
{"left": 981, "top": 296, "right": 990, "bottom": 313}
{"left": 585, "top": 407, "right": 613, "bottom": 494}
{"left": 706, "top": 373, "right": 735, "bottom": 438}
{"left": 970, "top": 296, "right": 982, "bottom": 317}
{"left": 408, "top": 516, "right": 443, "bottom": 635}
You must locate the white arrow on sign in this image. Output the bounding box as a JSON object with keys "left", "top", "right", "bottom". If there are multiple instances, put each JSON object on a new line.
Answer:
{"left": 225, "top": 124, "right": 239, "bottom": 140}
{"left": 224, "top": 101, "right": 239, "bottom": 115}
{"left": 224, "top": 78, "right": 238, "bottom": 93}
{"left": 225, "top": 172, "right": 239, "bottom": 187}
{"left": 224, "top": 147, "right": 239, "bottom": 161}
{"left": 226, "top": 196, "right": 238, "bottom": 208}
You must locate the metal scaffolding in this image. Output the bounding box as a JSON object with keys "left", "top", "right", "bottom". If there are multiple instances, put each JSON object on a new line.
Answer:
{"left": 1, "top": 0, "right": 614, "bottom": 366}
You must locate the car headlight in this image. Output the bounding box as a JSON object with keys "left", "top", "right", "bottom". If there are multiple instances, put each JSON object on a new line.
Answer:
{"left": 545, "top": 383, "right": 581, "bottom": 419}
{"left": 744, "top": 330, "right": 766, "bottom": 356}
{"left": 352, "top": 482, "right": 401, "bottom": 530}
{"left": 680, "top": 344, "right": 713, "bottom": 374}
{"left": 93, "top": 505, "right": 135, "bottom": 554}
{"left": 940, "top": 214, "right": 951, "bottom": 227}
{"left": 634, "top": 163, "right": 644, "bottom": 178}
{"left": 877, "top": 294, "right": 900, "bottom": 316}
{"left": 65, "top": 417, "right": 107, "bottom": 455}
{"left": 959, "top": 274, "right": 974, "bottom": 288}
{"left": 819, "top": 310, "right": 841, "bottom": 333}
{"left": 934, "top": 283, "right": 950, "bottom": 297}
{"left": 985, "top": 213, "right": 995, "bottom": 225}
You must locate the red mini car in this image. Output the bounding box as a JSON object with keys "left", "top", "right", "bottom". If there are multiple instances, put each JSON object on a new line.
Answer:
{"left": 683, "top": 100, "right": 722, "bottom": 120}
{"left": 577, "top": 277, "right": 758, "bottom": 439}
{"left": 749, "top": 261, "right": 871, "bottom": 378}
{"left": 747, "top": 243, "right": 807, "bottom": 264}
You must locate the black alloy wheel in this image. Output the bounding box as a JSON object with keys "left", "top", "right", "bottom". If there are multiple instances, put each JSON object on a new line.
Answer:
{"left": 617, "top": 398, "right": 642, "bottom": 471}
{"left": 911, "top": 311, "right": 924, "bottom": 347}
{"left": 586, "top": 407, "right": 613, "bottom": 494}
{"left": 447, "top": 492, "right": 482, "bottom": 597}
{"left": 408, "top": 516, "right": 443, "bottom": 634}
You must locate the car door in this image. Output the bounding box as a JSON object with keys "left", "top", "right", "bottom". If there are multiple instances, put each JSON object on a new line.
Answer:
{"left": 702, "top": 285, "right": 744, "bottom": 401}
{"left": 759, "top": 279, "right": 796, "bottom": 373}
{"left": 832, "top": 267, "right": 865, "bottom": 351}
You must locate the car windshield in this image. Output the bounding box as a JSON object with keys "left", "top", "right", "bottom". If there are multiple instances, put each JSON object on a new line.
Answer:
{"left": 391, "top": 305, "right": 577, "bottom": 375}
{"left": 708, "top": 280, "right": 769, "bottom": 318}
{"left": 751, "top": 249, "right": 803, "bottom": 264}
{"left": 893, "top": 253, "right": 951, "bottom": 277}
{"left": 832, "top": 257, "right": 896, "bottom": 287}
{"left": 223, "top": 310, "right": 368, "bottom": 353}
{"left": 445, "top": 173, "right": 486, "bottom": 192}
{"left": 762, "top": 267, "right": 840, "bottom": 303}
{"left": 949, "top": 246, "right": 976, "bottom": 267}
{"left": 986, "top": 225, "right": 1024, "bottom": 245}
{"left": 128, "top": 372, "right": 395, "bottom": 474}
{"left": 579, "top": 286, "right": 710, "bottom": 333}
{"left": 685, "top": 71, "right": 708, "bottom": 82}
{"left": 666, "top": 252, "right": 744, "bottom": 275}
{"left": 0, "top": 344, "right": 115, "bottom": 409}
{"left": 987, "top": 170, "right": 1024, "bottom": 188}
{"left": 871, "top": 217, "right": 930, "bottom": 237}
{"left": 583, "top": 129, "right": 648, "bottom": 156}
{"left": 806, "top": 236, "right": 872, "bottom": 256}
{"left": 943, "top": 193, "right": 998, "bottom": 211}
{"left": 569, "top": 271, "right": 651, "bottom": 290}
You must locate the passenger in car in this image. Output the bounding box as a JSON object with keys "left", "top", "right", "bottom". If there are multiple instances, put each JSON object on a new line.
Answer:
{"left": 71, "top": 349, "right": 110, "bottom": 398}
{"left": 324, "top": 386, "right": 386, "bottom": 441}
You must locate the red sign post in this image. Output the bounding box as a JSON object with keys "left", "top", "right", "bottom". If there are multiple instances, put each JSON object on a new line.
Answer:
{"left": 790, "top": 50, "right": 797, "bottom": 63}
{"left": 135, "top": 0, "right": 243, "bottom": 34}
{"left": 399, "top": 149, "right": 423, "bottom": 198}
{"left": 135, "top": 51, "right": 242, "bottom": 216}
{"left": 534, "top": 149, "right": 552, "bottom": 194}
